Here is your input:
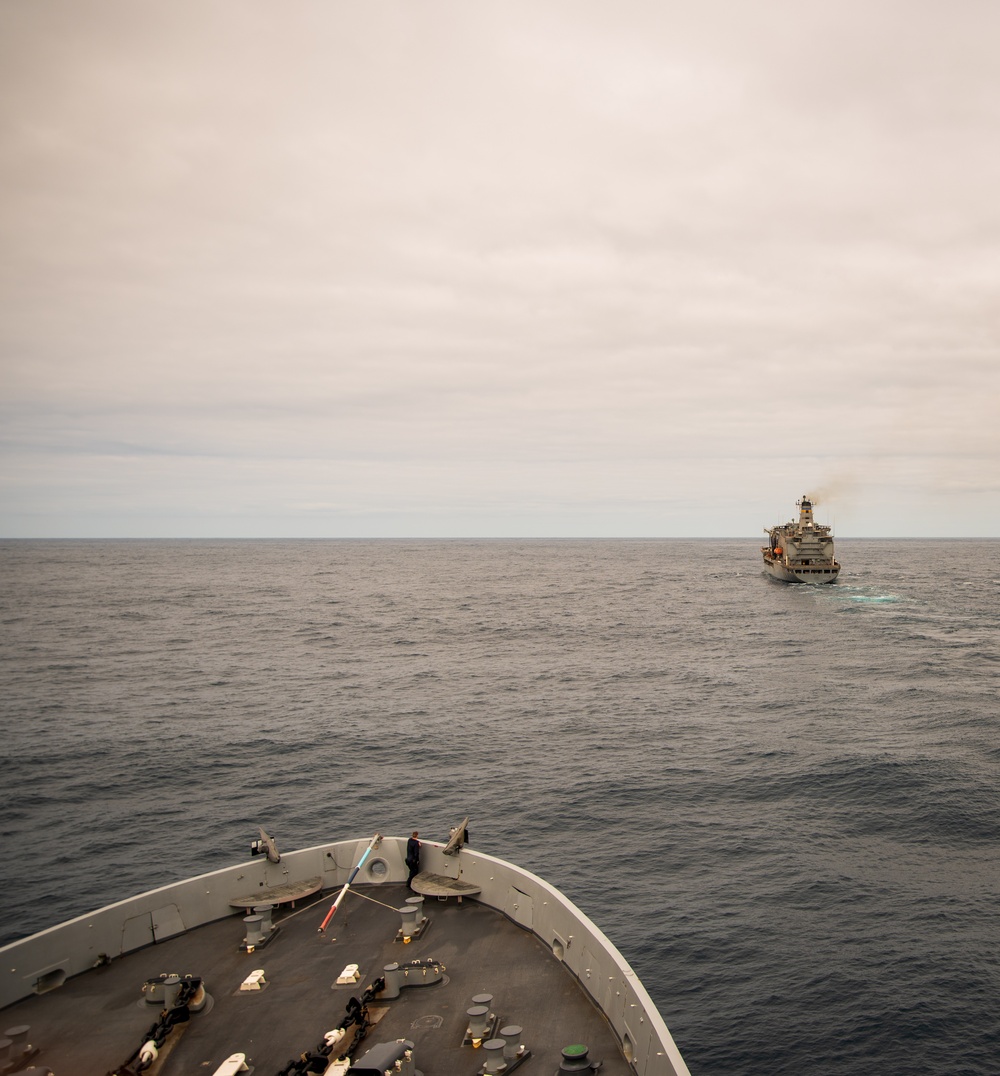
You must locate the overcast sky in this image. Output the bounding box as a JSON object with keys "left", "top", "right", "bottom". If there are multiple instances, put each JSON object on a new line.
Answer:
{"left": 2, "top": 1, "right": 998, "bottom": 537}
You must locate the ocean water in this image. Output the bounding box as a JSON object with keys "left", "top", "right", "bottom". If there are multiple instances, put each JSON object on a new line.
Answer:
{"left": 1, "top": 538, "right": 998, "bottom": 1074}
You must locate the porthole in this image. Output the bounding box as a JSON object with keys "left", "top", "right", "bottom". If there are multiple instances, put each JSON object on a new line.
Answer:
{"left": 366, "top": 857, "right": 389, "bottom": 882}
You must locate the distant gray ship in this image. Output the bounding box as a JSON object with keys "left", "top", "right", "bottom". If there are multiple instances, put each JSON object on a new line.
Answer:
{"left": 762, "top": 495, "right": 841, "bottom": 583}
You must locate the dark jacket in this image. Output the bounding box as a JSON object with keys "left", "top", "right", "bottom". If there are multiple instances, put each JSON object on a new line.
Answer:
{"left": 406, "top": 836, "right": 421, "bottom": 869}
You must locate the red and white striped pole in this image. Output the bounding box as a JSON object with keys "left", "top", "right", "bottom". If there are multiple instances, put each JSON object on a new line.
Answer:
{"left": 318, "top": 832, "right": 382, "bottom": 932}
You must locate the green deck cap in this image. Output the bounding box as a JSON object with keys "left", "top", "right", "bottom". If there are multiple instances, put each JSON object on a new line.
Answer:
{"left": 563, "top": 1043, "right": 588, "bottom": 1056}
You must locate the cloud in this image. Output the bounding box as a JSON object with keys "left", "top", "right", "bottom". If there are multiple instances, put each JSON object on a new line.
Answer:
{"left": 1, "top": 1, "right": 999, "bottom": 536}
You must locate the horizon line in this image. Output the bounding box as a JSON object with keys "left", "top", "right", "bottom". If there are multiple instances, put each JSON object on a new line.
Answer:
{"left": 2, "top": 535, "right": 996, "bottom": 542}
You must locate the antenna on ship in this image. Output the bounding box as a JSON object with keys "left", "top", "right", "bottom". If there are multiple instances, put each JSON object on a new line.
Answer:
{"left": 250, "top": 827, "right": 280, "bottom": 863}
{"left": 443, "top": 816, "right": 469, "bottom": 856}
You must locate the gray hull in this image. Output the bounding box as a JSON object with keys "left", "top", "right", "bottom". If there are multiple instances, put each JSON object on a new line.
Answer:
{"left": 762, "top": 557, "right": 839, "bottom": 584}
{"left": 0, "top": 831, "right": 691, "bottom": 1076}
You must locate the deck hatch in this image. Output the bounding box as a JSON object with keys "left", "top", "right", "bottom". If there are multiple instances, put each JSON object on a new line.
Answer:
{"left": 121, "top": 913, "right": 154, "bottom": 953}
{"left": 152, "top": 903, "right": 185, "bottom": 941}
{"left": 504, "top": 886, "right": 533, "bottom": 929}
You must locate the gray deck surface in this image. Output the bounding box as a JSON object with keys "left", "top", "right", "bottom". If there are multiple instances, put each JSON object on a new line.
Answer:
{"left": 4, "top": 883, "right": 633, "bottom": 1075}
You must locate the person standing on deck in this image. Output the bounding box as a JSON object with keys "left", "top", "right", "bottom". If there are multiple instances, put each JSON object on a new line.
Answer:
{"left": 406, "top": 831, "right": 421, "bottom": 889}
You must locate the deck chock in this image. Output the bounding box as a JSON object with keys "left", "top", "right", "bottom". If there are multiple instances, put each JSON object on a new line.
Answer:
{"left": 0, "top": 1024, "right": 40, "bottom": 1073}
{"left": 395, "top": 897, "right": 431, "bottom": 943}
{"left": 490, "top": 1025, "right": 530, "bottom": 1074}
{"left": 110, "top": 976, "right": 205, "bottom": 1075}
{"left": 476, "top": 1045, "right": 531, "bottom": 1075}
{"left": 239, "top": 927, "right": 280, "bottom": 953}
{"left": 351, "top": 1039, "right": 417, "bottom": 1076}
{"left": 380, "top": 960, "right": 446, "bottom": 999}
{"left": 336, "top": 963, "right": 361, "bottom": 984}
{"left": 239, "top": 969, "right": 267, "bottom": 993}
{"left": 139, "top": 973, "right": 208, "bottom": 1013}
{"left": 476, "top": 1036, "right": 532, "bottom": 1075}
{"left": 212, "top": 1052, "right": 253, "bottom": 1076}
{"left": 285, "top": 981, "right": 391, "bottom": 1074}
{"left": 240, "top": 906, "right": 280, "bottom": 952}
{"left": 463, "top": 994, "right": 499, "bottom": 1047}
{"left": 395, "top": 917, "right": 431, "bottom": 943}
{"left": 365, "top": 1005, "right": 390, "bottom": 1027}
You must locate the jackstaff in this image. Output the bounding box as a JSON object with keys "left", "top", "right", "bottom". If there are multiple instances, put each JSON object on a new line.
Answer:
{"left": 319, "top": 832, "right": 382, "bottom": 931}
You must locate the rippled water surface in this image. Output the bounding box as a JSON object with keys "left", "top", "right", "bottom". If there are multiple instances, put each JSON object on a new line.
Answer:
{"left": 1, "top": 538, "right": 998, "bottom": 1074}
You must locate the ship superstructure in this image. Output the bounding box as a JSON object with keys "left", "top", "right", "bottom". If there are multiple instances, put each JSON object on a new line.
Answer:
{"left": 762, "top": 495, "right": 840, "bottom": 584}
